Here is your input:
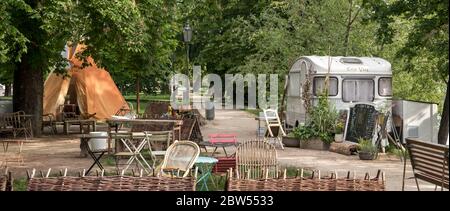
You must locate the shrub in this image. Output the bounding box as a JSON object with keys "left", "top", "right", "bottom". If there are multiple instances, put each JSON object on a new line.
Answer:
{"left": 357, "top": 138, "right": 378, "bottom": 154}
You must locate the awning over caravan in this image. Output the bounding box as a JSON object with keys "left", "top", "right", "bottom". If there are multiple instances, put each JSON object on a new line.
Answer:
{"left": 43, "top": 44, "right": 129, "bottom": 120}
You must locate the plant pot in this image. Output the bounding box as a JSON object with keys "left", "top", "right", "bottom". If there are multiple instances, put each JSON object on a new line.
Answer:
{"left": 358, "top": 152, "right": 376, "bottom": 160}
{"left": 334, "top": 134, "right": 344, "bottom": 143}
{"left": 300, "top": 138, "right": 330, "bottom": 151}
{"left": 282, "top": 136, "right": 300, "bottom": 148}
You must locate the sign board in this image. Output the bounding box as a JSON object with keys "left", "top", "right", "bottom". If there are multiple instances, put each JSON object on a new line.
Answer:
{"left": 345, "top": 104, "right": 378, "bottom": 143}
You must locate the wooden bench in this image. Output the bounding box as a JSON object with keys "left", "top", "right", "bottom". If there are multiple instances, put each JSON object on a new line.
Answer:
{"left": 404, "top": 138, "right": 449, "bottom": 191}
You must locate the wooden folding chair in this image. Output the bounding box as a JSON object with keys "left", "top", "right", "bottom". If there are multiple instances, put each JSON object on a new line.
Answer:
{"left": 263, "top": 109, "right": 286, "bottom": 150}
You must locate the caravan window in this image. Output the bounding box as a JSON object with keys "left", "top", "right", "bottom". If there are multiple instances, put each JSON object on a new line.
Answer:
{"left": 342, "top": 79, "right": 374, "bottom": 102}
{"left": 313, "top": 77, "right": 338, "bottom": 96}
{"left": 379, "top": 77, "right": 392, "bottom": 97}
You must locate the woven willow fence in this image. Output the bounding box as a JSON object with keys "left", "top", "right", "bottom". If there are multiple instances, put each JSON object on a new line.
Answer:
{"left": 26, "top": 168, "right": 197, "bottom": 191}
{"left": 226, "top": 168, "right": 385, "bottom": 191}
{"left": 0, "top": 168, "right": 13, "bottom": 191}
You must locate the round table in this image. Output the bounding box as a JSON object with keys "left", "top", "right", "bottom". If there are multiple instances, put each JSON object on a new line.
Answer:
{"left": 195, "top": 157, "right": 218, "bottom": 191}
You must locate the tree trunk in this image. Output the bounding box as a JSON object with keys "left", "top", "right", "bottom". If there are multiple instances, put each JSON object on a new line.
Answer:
{"left": 13, "top": 55, "right": 43, "bottom": 137}
{"left": 136, "top": 77, "right": 141, "bottom": 114}
{"left": 344, "top": 0, "right": 353, "bottom": 56}
{"left": 4, "top": 83, "right": 12, "bottom": 97}
{"left": 438, "top": 88, "right": 449, "bottom": 145}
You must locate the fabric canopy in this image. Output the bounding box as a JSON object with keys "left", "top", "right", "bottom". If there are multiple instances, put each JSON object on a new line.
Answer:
{"left": 43, "top": 44, "right": 129, "bottom": 120}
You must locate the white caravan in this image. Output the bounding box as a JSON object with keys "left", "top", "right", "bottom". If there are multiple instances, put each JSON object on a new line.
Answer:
{"left": 0, "top": 84, "right": 4, "bottom": 96}
{"left": 285, "top": 56, "right": 393, "bottom": 127}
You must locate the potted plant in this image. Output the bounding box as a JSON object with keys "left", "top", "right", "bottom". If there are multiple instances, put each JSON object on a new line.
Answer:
{"left": 282, "top": 132, "right": 300, "bottom": 148}
{"left": 293, "top": 125, "right": 331, "bottom": 150}
{"left": 357, "top": 138, "right": 378, "bottom": 160}
{"left": 334, "top": 122, "right": 345, "bottom": 143}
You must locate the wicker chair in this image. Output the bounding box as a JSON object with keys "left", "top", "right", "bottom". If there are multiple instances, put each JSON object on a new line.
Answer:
{"left": 235, "top": 140, "right": 278, "bottom": 180}
{"left": 159, "top": 141, "right": 200, "bottom": 178}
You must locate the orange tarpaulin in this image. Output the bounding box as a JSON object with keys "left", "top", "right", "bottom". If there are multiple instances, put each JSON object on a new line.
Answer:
{"left": 43, "top": 44, "right": 128, "bottom": 120}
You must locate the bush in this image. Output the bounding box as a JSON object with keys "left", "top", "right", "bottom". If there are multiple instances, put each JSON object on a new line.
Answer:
{"left": 297, "top": 94, "right": 338, "bottom": 144}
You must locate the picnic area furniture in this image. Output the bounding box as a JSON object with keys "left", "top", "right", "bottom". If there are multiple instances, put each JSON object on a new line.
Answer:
{"left": 199, "top": 134, "right": 238, "bottom": 157}
{"left": 142, "top": 101, "right": 172, "bottom": 119}
{"left": 236, "top": 140, "right": 278, "bottom": 179}
{"left": 26, "top": 168, "right": 197, "bottom": 191}
{"left": 195, "top": 156, "right": 219, "bottom": 191}
{"left": 42, "top": 113, "right": 58, "bottom": 134}
{"left": 106, "top": 119, "right": 182, "bottom": 153}
{"left": 60, "top": 104, "right": 79, "bottom": 121}
{"left": 159, "top": 141, "right": 200, "bottom": 178}
{"left": 403, "top": 138, "right": 449, "bottom": 191}
{"left": 179, "top": 116, "right": 203, "bottom": 143}
{"left": 77, "top": 133, "right": 109, "bottom": 175}
{"left": 63, "top": 119, "right": 96, "bottom": 135}
{"left": 226, "top": 169, "right": 386, "bottom": 191}
{"left": 263, "top": 109, "right": 286, "bottom": 149}
{"left": 112, "top": 132, "right": 153, "bottom": 174}
{"left": 146, "top": 131, "right": 173, "bottom": 168}
{"left": 255, "top": 116, "right": 266, "bottom": 139}
{"left": 0, "top": 111, "right": 33, "bottom": 139}
{"left": 0, "top": 111, "right": 33, "bottom": 165}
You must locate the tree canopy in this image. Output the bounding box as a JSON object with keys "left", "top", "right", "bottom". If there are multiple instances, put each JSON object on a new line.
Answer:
{"left": 0, "top": 0, "right": 448, "bottom": 141}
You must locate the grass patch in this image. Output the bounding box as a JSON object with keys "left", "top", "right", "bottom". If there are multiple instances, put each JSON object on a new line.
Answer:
{"left": 243, "top": 109, "right": 262, "bottom": 117}
{"left": 102, "top": 155, "right": 116, "bottom": 167}
{"left": 13, "top": 178, "right": 28, "bottom": 191}
{"left": 124, "top": 94, "right": 170, "bottom": 114}
{"left": 0, "top": 96, "right": 12, "bottom": 100}
{"left": 385, "top": 144, "right": 409, "bottom": 159}
{"left": 124, "top": 94, "right": 170, "bottom": 102}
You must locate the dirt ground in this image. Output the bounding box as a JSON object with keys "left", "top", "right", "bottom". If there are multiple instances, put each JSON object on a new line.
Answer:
{"left": 1, "top": 109, "right": 443, "bottom": 191}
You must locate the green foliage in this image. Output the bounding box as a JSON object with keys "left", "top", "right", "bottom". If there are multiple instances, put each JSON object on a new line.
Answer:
{"left": 366, "top": 0, "right": 448, "bottom": 111}
{"left": 357, "top": 138, "right": 378, "bottom": 154}
{"left": 293, "top": 92, "right": 338, "bottom": 144}
{"left": 13, "top": 177, "right": 28, "bottom": 191}
{"left": 334, "top": 121, "right": 345, "bottom": 134}
{"left": 292, "top": 124, "right": 319, "bottom": 141}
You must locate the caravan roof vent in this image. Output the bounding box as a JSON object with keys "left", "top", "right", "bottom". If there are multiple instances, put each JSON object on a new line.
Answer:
{"left": 340, "top": 58, "right": 363, "bottom": 64}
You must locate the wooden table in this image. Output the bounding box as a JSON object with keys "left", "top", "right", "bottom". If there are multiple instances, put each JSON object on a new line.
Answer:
{"left": 63, "top": 119, "right": 97, "bottom": 135}
{"left": 106, "top": 119, "right": 183, "bottom": 154}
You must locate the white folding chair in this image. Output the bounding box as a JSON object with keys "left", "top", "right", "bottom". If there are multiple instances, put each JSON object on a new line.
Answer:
{"left": 263, "top": 109, "right": 286, "bottom": 150}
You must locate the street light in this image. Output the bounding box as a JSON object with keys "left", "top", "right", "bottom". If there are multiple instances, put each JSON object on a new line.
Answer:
{"left": 183, "top": 22, "right": 192, "bottom": 76}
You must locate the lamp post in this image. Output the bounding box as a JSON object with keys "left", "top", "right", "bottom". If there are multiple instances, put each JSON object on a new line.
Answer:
{"left": 183, "top": 22, "right": 192, "bottom": 77}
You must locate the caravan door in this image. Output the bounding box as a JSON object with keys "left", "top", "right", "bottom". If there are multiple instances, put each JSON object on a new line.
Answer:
{"left": 286, "top": 61, "right": 308, "bottom": 126}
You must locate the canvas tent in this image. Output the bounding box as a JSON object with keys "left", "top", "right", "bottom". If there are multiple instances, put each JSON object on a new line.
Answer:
{"left": 43, "top": 44, "right": 129, "bottom": 120}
